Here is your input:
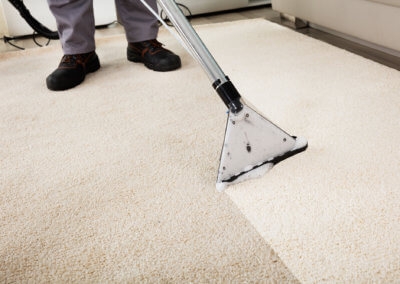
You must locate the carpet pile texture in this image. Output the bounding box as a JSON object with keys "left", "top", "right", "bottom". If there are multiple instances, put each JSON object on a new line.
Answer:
{"left": 1, "top": 19, "right": 399, "bottom": 282}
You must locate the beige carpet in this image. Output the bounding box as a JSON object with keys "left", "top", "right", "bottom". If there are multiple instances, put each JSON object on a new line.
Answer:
{"left": 0, "top": 19, "right": 399, "bottom": 283}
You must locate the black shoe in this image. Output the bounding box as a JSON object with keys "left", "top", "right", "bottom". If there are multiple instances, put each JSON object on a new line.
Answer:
{"left": 127, "top": 39, "right": 181, "bottom": 72}
{"left": 46, "top": 51, "right": 100, "bottom": 91}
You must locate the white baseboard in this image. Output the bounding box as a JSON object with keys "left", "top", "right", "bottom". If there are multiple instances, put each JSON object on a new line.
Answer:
{"left": 248, "top": 0, "right": 271, "bottom": 7}
{"left": 310, "top": 23, "right": 400, "bottom": 58}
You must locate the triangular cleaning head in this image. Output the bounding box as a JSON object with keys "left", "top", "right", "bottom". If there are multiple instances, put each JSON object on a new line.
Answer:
{"left": 216, "top": 104, "right": 307, "bottom": 191}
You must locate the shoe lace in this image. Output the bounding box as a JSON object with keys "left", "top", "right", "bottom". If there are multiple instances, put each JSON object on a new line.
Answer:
{"left": 149, "top": 39, "right": 163, "bottom": 48}
{"left": 60, "top": 54, "right": 87, "bottom": 66}
{"left": 144, "top": 39, "right": 164, "bottom": 52}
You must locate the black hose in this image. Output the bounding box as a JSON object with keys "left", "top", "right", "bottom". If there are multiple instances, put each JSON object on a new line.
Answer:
{"left": 7, "top": 0, "right": 59, "bottom": 39}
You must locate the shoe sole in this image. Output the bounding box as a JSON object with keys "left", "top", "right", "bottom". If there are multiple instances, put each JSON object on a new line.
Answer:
{"left": 127, "top": 50, "right": 181, "bottom": 72}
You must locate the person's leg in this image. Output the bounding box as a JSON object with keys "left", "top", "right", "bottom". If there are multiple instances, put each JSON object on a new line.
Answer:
{"left": 46, "top": 0, "right": 100, "bottom": 91}
{"left": 116, "top": 0, "right": 181, "bottom": 72}
{"left": 115, "top": 0, "right": 159, "bottom": 43}
{"left": 47, "top": 0, "right": 95, "bottom": 54}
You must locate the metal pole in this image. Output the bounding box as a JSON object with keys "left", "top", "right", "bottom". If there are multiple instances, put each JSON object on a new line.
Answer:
{"left": 157, "top": 0, "right": 228, "bottom": 87}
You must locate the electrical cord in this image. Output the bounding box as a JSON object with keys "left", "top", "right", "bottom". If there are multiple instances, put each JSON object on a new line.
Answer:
{"left": 2, "top": 36, "right": 26, "bottom": 50}
{"left": 139, "top": 0, "right": 193, "bottom": 56}
{"left": 2, "top": 21, "right": 117, "bottom": 50}
{"left": 159, "top": 3, "right": 192, "bottom": 27}
{"left": 32, "top": 32, "right": 51, "bottom": 47}
{"left": 2, "top": 33, "right": 50, "bottom": 50}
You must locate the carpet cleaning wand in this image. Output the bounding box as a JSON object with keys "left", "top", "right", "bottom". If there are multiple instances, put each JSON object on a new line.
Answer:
{"left": 141, "top": 0, "right": 308, "bottom": 191}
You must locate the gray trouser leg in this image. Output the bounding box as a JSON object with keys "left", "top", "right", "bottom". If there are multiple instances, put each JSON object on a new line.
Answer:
{"left": 47, "top": 0, "right": 95, "bottom": 54}
{"left": 116, "top": 0, "right": 159, "bottom": 43}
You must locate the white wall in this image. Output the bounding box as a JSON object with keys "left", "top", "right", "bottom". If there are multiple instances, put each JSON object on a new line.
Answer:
{"left": 0, "top": 0, "right": 270, "bottom": 37}
{"left": 0, "top": 2, "right": 8, "bottom": 37}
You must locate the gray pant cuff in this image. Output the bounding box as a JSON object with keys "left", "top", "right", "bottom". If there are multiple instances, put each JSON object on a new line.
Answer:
{"left": 126, "top": 30, "right": 159, "bottom": 43}
{"left": 62, "top": 45, "right": 96, "bottom": 55}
